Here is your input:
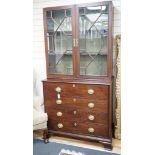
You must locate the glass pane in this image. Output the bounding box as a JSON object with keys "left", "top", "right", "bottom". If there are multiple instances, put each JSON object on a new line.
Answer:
{"left": 79, "top": 5, "right": 108, "bottom": 76}
{"left": 66, "top": 9, "right": 71, "bottom": 17}
{"left": 46, "top": 9, "right": 73, "bottom": 75}
{"left": 80, "top": 55, "right": 107, "bottom": 75}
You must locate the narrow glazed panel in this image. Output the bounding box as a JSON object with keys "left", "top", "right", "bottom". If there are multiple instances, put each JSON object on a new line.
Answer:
{"left": 79, "top": 5, "right": 108, "bottom": 76}
{"left": 46, "top": 9, "right": 73, "bottom": 75}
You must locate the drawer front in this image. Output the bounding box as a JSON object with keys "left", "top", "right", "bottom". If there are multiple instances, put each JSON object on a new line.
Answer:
{"left": 46, "top": 108, "right": 108, "bottom": 124}
{"left": 44, "top": 98, "right": 108, "bottom": 113}
{"left": 43, "top": 82, "right": 109, "bottom": 100}
{"left": 48, "top": 119, "right": 109, "bottom": 137}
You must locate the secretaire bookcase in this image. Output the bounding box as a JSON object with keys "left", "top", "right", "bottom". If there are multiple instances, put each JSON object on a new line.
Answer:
{"left": 42, "top": 1, "right": 113, "bottom": 150}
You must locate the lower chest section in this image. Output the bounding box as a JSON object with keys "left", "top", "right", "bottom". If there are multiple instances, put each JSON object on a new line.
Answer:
{"left": 43, "top": 81, "right": 112, "bottom": 139}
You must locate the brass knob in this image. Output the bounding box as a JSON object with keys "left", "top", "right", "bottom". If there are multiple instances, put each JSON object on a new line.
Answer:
{"left": 56, "top": 99, "right": 62, "bottom": 104}
{"left": 88, "top": 89, "right": 94, "bottom": 95}
{"left": 57, "top": 123, "right": 63, "bottom": 128}
{"left": 72, "top": 84, "right": 76, "bottom": 87}
{"left": 73, "top": 110, "right": 77, "bottom": 115}
{"left": 57, "top": 112, "right": 63, "bottom": 117}
{"left": 88, "top": 115, "right": 95, "bottom": 120}
{"left": 88, "top": 103, "right": 95, "bottom": 108}
{"left": 55, "top": 87, "right": 61, "bottom": 93}
{"left": 88, "top": 128, "right": 95, "bottom": 133}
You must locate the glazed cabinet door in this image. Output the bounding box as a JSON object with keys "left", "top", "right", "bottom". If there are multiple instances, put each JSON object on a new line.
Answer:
{"left": 43, "top": 6, "right": 76, "bottom": 78}
{"left": 76, "top": 2, "right": 112, "bottom": 77}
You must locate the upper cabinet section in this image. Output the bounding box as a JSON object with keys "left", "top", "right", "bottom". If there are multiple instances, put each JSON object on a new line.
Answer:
{"left": 43, "top": 1, "right": 113, "bottom": 79}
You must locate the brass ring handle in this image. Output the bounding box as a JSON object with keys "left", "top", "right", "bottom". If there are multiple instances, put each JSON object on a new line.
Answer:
{"left": 88, "top": 89, "right": 94, "bottom": 95}
{"left": 88, "top": 103, "right": 95, "bottom": 108}
{"left": 88, "top": 128, "right": 95, "bottom": 133}
{"left": 55, "top": 87, "right": 61, "bottom": 93}
{"left": 56, "top": 99, "right": 62, "bottom": 104}
{"left": 57, "top": 112, "right": 63, "bottom": 117}
{"left": 57, "top": 123, "right": 63, "bottom": 128}
{"left": 88, "top": 115, "right": 95, "bottom": 121}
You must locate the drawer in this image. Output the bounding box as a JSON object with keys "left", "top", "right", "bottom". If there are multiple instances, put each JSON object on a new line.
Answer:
{"left": 46, "top": 108, "right": 108, "bottom": 124}
{"left": 48, "top": 119, "right": 109, "bottom": 137}
{"left": 43, "top": 82, "right": 109, "bottom": 100}
{"left": 44, "top": 98, "right": 108, "bottom": 113}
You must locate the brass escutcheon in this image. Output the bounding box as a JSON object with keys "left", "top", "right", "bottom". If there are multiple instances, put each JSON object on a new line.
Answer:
{"left": 74, "top": 122, "right": 77, "bottom": 126}
{"left": 73, "top": 98, "right": 76, "bottom": 102}
{"left": 73, "top": 110, "right": 77, "bottom": 115}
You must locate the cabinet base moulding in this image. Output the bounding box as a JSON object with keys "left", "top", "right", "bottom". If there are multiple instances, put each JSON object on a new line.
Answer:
{"left": 43, "top": 130, "right": 112, "bottom": 150}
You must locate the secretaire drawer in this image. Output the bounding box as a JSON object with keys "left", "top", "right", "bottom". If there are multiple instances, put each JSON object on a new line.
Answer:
{"left": 43, "top": 82, "right": 109, "bottom": 100}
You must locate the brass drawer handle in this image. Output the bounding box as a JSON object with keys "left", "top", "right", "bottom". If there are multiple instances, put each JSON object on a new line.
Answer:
{"left": 88, "top": 115, "right": 95, "bottom": 121}
{"left": 56, "top": 99, "right": 62, "bottom": 104}
{"left": 88, "top": 89, "right": 94, "bottom": 94}
{"left": 88, "top": 128, "right": 95, "bottom": 133}
{"left": 55, "top": 87, "right": 61, "bottom": 93}
{"left": 57, "top": 123, "right": 63, "bottom": 128}
{"left": 88, "top": 103, "right": 95, "bottom": 108}
{"left": 57, "top": 112, "right": 63, "bottom": 117}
